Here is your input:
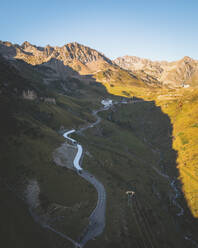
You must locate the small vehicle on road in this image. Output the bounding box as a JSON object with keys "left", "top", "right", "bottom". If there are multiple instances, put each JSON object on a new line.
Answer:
{"left": 78, "top": 169, "right": 83, "bottom": 174}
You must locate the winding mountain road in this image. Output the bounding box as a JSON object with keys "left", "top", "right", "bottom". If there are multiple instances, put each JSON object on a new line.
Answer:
{"left": 46, "top": 99, "right": 139, "bottom": 247}
{"left": 62, "top": 102, "right": 113, "bottom": 247}
{"left": 62, "top": 100, "right": 140, "bottom": 246}
{"left": 63, "top": 130, "right": 106, "bottom": 247}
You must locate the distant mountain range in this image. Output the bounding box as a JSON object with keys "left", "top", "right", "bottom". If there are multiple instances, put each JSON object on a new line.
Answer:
{"left": 1, "top": 40, "right": 198, "bottom": 88}
{"left": 114, "top": 55, "right": 198, "bottom": 87}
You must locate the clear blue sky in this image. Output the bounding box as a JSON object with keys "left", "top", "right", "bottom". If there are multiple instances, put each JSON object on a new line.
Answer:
{"left": 1, "top": 0, "right": 198, "bottom": 61}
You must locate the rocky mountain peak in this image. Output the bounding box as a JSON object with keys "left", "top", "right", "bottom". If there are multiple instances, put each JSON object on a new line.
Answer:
{"left": 179, "top": 56, "right": 196, "bottom": 66}
{"left": 181, "top": 56, "right": 193, "bottom": 61}
{"left": 1, "top": 40, "right": 112, "bottom": 67}
{"left": 61, "top": 42, "right": 112, "bottom": 65}
{"left": 0, "top": 40, "right": 115, "bottom": 79}
{"left": 21, "top": 41, "right": 34, "bottom": 49}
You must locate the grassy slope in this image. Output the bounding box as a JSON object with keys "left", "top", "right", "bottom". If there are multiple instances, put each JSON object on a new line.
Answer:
{"left": 97, "top": 69, "right": 198, "bottom": 218}
{"left": 94, "top": 65, "right": 157, "bottom": 98}
{"left": 79, "top": 67, "right": 198, "bottom": 246}
{"left": 0, "top": 96, "right": 98, "bottom": 244}
{"left": 0, "top": 57, "right": 104, "bottom": 247}
{"left": 72, "top": 99, "right": 198, "bottom": 248}
{"left": 0, "top": 55, "right": 124, "bottom": 247}
{"left": 156, "top": 89, "right": 198, "bottom": 217}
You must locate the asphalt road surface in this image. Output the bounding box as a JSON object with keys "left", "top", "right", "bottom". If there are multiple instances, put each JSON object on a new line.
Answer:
{"left": 63, "top": 121, "right": 106, "bottom": 246}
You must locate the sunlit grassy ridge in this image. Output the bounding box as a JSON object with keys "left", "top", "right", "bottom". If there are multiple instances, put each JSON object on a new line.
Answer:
{"left": 156, "top": 89, "right": 198, "bottom": 217}
{"left": 94, "top": 66, "right": 151, "bottom": 96}
{"left": 96, "top": 70, "right": 198, "bottom": 218}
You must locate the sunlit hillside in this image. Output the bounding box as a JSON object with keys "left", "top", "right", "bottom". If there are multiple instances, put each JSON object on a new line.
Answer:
{"left": 97, "top": 73, "right": 198, "bottom": 217}
{"left": 157, "top": 89, "right": 198, "bottom": 217}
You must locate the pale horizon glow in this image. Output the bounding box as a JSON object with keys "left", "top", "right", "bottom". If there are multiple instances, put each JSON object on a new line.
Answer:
{"left": 1, "top": 0, "right": 198, "bottom": 62}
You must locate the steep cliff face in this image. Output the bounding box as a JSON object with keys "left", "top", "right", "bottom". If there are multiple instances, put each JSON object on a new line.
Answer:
{"left": 114, "top": 55, "right": 198, "bottom": 87}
